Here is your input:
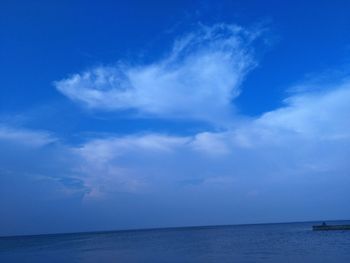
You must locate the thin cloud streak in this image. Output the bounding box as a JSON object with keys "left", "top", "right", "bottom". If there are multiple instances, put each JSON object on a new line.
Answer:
{"left": 0, "top": 125, "right": 56, "bottom": 147}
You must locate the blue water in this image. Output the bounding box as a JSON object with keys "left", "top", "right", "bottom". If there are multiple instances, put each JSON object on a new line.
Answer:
{"left": 1, "top": 221, "right": 350, "bottom": 263}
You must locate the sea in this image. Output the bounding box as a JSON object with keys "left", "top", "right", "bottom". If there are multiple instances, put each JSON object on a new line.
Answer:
{"left": 1, "top": 221, "right": 350, "bottom": 263}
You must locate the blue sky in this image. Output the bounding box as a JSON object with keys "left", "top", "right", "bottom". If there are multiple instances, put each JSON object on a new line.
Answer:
{"left": 1, "top": 0, "right": 350, "bottom": 236}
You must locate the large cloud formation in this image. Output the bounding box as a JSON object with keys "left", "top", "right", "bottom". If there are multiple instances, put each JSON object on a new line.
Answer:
{"left": 72, "top": 83, "right": 350, "bottom": 198}
{"left": 55, "top": 24, "right": 259, "bottom": 123}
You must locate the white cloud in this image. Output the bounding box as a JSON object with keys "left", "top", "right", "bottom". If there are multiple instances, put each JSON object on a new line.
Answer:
{"left": 74, "top": 134, "right": 191, "bottom": 198}
{"left": 0, "top": 125, "right": 56, "bottom": 147}
{"left": 191, "top": 132, "right": 231, "bottom": 155}
{"left": 252, "top": 83, "right": 350, "bottom": 142}
{"left": 77, "top": 134, "right": 190, "bottom": 164}
{"left": 55, "top": 24, "right": 260, "bottom": 123}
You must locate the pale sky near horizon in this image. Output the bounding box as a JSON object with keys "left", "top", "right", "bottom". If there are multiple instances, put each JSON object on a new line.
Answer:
{"left": 1, "top": 0, "right": 350, "bottom": 236}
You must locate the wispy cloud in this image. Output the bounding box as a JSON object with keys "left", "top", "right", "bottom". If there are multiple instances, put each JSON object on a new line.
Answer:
{"left": 0, "top": 125, "right": 56, "bottom": 147}
{"left": 0, "top": 125, "right": 87, "bottom": 199}
{"left": 55, "top": 24, "right": 260, "bottom": 123}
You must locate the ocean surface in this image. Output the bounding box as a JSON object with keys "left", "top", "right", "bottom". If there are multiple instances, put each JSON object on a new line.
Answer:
{"left": 1, "top": 221, "right": 350, "bottom": 263}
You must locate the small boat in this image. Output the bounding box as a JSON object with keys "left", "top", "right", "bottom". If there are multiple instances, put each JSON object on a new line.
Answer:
{"left": 313, "top": 222, "right": 350, "bottom": 231}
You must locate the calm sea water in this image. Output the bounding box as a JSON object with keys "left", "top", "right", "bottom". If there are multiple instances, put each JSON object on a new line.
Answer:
{"left": 1, "top": 221, "right": 350, "bottom": 263}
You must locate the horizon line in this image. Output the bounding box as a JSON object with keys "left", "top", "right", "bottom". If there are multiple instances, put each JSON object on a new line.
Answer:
{"left": 1, "top": 218, "right": 349, "bottom": 239}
